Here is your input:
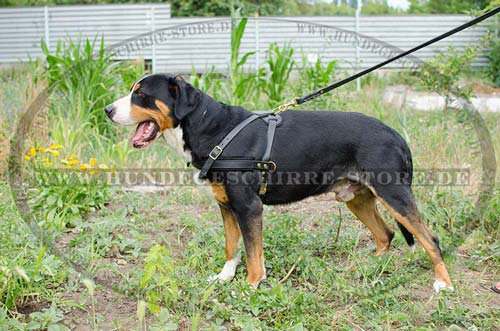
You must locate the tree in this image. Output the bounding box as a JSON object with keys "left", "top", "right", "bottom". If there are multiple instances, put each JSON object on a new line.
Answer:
{"left": 409, "top": 0, "right": 491, "bottom": 14}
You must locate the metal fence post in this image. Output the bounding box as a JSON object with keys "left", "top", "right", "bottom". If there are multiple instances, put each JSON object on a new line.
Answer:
{"left": 355, "top": 0, "right": 362, "bottom": 91}
{"left": 44, "top": 6, "right": 50, "bottom": 50}
{"left": 151, "top": 6, "right": 156, "bottom": 73}
{"left": 255, "top": 13, "right": 260, "bottom": 73}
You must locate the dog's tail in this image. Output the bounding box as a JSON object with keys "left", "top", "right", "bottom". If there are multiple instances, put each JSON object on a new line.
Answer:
{"left": 396, "top": 222, "right": 415, "bottom": 246}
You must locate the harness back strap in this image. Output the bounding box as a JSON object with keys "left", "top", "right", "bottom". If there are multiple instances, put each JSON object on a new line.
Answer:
{"left": 199, "top": 114, "right": 260, "bottom": 179}
{"left": 263, "top": 116, "right": 277, "bottom": 162}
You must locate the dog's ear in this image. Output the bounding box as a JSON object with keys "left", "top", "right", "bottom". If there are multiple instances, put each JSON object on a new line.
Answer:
{"left": 168, "top": 76, "right": 201, "bottom": 120}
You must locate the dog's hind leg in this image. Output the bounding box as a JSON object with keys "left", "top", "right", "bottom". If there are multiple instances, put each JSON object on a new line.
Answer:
{"left": 345, "top": 189, "right": 395, "bottom": 256}
{"left": 375, "top": 186, "right": 453, "bottom": 293}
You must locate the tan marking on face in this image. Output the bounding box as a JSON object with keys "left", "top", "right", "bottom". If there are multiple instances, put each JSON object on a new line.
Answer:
{"left": 211, "top": 183, "right": 229, "bottom": 205}
{"left": 130, "top": 99, "right": 174, "bottom": 131}
{"left": 133, "top": 83, "right": 141, "bottom": 92}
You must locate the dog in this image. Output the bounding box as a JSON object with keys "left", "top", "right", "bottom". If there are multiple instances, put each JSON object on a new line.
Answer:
{"left": 104, "top": 74, "right": 454, "bottom": 293}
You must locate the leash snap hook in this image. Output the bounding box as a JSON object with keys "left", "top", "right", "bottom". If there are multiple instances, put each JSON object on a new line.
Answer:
{"left": 274, "top": 98, "right": 298, "bottom": 114}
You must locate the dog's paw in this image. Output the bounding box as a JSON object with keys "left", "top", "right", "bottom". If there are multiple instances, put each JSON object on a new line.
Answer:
{"left": 208, "top": 257, "right": 240, "bottom": 283}
{"left": 433, "top": 279, "right": 454, "bottom": 293}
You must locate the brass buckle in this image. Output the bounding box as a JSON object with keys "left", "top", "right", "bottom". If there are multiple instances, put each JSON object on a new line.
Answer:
{"left": 209, "top": 146, "right": 223, "bottom": 160}
{"left": 268, "top": 161, "right": 277, "bottom": 173}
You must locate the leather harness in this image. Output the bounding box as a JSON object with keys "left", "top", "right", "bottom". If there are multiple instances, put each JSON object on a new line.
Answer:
{"left": 191, "top": 111, "right": 281, "bottom": 196}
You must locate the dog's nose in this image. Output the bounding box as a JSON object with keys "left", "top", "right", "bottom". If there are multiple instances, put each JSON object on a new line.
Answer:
{"left": 104, "top": 105, "right": 115, "bottom": 117}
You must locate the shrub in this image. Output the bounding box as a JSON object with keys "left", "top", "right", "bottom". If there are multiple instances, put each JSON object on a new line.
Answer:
{"left": 485, "top": 34, "right": 500, "bottom": 87}
{"left": 25, "top": 144, "right": 112, "bottom": 230}
{"left": 417, "top": 45, "right": 477, "bottom": 101}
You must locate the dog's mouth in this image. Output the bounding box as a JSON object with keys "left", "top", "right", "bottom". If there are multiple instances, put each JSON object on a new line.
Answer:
{"left": 130, "top": 120, "right": 160, "bottom": 149}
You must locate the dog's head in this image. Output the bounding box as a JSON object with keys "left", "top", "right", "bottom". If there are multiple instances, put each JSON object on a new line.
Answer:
{"left": 104, "top": 74, "right": 201, "bottom": 148}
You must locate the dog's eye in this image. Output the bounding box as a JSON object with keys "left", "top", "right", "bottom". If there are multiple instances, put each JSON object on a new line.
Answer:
{"left": 135, "top": 90, "right": 145, "bottom": 97}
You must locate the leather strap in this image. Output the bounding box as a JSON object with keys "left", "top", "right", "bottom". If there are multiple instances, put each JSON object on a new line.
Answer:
{"left": 263, "top": 116, "right": 277, "bottom": 162}
{"left": 193, "top": 159, "right": 276, "bottom": 172}
{"left": 199, "top": 114, "right": 260, "bottom": 179}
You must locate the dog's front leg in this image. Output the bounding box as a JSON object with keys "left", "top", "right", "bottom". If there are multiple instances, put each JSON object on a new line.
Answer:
{"left": 231, "top": 196, "right": 266, "bottom": 288}
{"left": 208, "top": 204, "right": 241, "bottom": 282}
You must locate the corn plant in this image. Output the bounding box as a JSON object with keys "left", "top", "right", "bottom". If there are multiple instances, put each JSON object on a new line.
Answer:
{"left": 190, "top": 65, "right": 222, "bottom": 99}
{"left": 298, "top": 54, "right": 338, "bottom": 93}
{"left": 262, "top": 43, "right": 295, "bottom": 108}
{"left": 42, "top": 37, "right": 121, "bottom": 138}
{"left": 221, "top": 16, "right": 261, "bottom": 108}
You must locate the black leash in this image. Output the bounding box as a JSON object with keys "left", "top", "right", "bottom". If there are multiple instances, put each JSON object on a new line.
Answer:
{"left": 274, "top": 6, "right": 500, "bottom": 113}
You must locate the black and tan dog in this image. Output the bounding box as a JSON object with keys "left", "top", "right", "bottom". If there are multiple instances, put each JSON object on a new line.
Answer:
{"left": 105, "top": 74, "right": 453, "bottom": 293}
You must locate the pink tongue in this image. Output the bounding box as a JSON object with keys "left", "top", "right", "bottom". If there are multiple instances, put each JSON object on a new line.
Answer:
{"left": 131, "top": 122, "right": 151, "bottom": 145}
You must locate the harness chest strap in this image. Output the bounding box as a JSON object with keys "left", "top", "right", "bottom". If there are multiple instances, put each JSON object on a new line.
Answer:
{"left": 196, "top": 113, "right": 280, "bottom": 193}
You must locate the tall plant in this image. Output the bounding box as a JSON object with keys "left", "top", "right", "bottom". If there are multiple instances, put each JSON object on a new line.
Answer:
{"left": 42, "top": 38, "right": 120, "bottom": 138}
{"left": 298, "top": 55, "right": 338, "bottom": 94}
{"left": 263, "top": 43, "right": 295, "bottom": 108}
{"left": 223, "top": 16, "right": 261, "bottom": 107}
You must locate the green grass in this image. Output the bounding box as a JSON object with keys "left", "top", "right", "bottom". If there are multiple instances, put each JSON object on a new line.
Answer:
{"left": 2, "top": 180, "right": 497, "bottom": 329}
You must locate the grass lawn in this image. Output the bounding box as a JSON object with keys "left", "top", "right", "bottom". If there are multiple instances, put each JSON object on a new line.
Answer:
{"left": 0, "top": 176, "right": 499, "bottom": 329}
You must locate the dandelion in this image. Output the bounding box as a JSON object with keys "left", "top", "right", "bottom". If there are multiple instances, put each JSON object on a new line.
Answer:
{"left": 24, "top": 155, "right": 31, "bottom": 161}
{"left": 49, "top": 150, "right": 59, "bottom": 157}
{"left": 37, "top": 147, "right": 47, "bottom": 153}
{"left": 49, "top": 144, "right": 62, "bottom": 150}
{"left": 67, "top": 160, "right": 79, "bottom": 166}
{"left": 89, "top": 158, "right": 97, "bottom": 167}
{"left": 68, "top": 154, "right": 78, "bottom": 160}
{"left": 98, "top": 163, "right": 110, "bottom": 170}
{"left": 79, "top": 163, "right": 89, "bottom": 171}
{"left": 29, "top": 147, "right": 36, "bottom": 156}
{"left": 44, "top": 161, "right": 53, "bottom": 168}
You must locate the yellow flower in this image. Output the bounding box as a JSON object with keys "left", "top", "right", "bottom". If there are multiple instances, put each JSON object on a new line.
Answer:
{"left": 44, "top": 161, "right": 53, "bottom": 167}
{"left": 88, "top": 170, "right": 97, "bottom": 176}
{"left": 68, "top": 154, "right": 79, "bottom": 160}
{"left": 68, "top": 160, "right": 79, "bottom": 166}
{"left": 47, "top": 150, "right": 59, "bottom": 157}
{"left": 49, "top": 144, "right": 62, "bottom": 150}
{"left": 98, "top": 163, "right": 110, "bottom": 170}
{"left": 37, "top": 147, "right": 47, "bottom": 153}
{"left": 89, "top": 158, "right": 97, "bottom": 167}
{"left": 79, "top": 163, "right": 89, "bottom": 171}
{"left": 24, "top": 155, "right": 31, "bottom": 161}
{"left": 29, "top": 147, "right": 36, "bottom": 156}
